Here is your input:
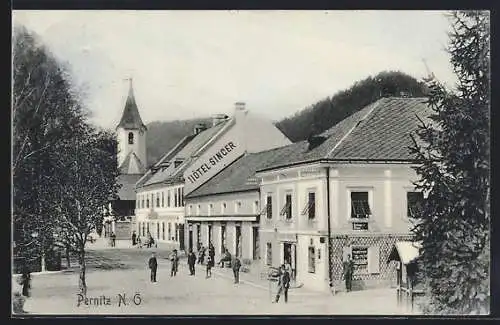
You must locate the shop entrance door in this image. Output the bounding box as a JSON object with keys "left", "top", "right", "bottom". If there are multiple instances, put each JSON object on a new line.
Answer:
{"left": 283, "top": 242, "right": 297, "bottom": 281}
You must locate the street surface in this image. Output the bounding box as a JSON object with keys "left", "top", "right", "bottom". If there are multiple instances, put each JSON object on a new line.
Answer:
{"left": 13, "top": 240, "right": 420, "bottom": 315}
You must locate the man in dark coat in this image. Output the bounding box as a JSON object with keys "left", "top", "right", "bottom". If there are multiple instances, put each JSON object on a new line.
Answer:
{"left": 148, "top": 252, "right": 158, "bottom": 282}
{"left": 274, "top": 264, "right": 290, "bottom": 303}
{"left": 342, "top": 254, "right": 355, "bottom": 292}
{"left": 20, "top": 267, "right": 31, "bottom": 297}
{"left": 132, "top": 231, "right": 137, "bottom": 246}
{"left": 170, "top": 249, "right": 179, "bottom": 277}
{"left": 231, "top": 255, "right": 242, "bottom": 284}
{"left": 187, "top": 250, "right": 196, "bottom": 276}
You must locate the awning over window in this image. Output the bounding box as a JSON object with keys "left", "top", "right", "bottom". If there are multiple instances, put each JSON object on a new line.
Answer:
{"left": 387, "top": 241, "right": 422, "bottom": 265}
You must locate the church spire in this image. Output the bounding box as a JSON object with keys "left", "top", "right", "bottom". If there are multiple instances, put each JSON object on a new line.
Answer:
{"left": 117, "top": 77, "right": 147, "bottom": 131}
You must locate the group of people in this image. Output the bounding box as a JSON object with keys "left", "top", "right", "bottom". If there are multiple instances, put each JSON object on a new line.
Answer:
{"left": 147, "top": 249, "right": 180, "bottom": 282}
{"left": 132, "top": 230, "right": 156, "bottom": 249}
{"left": 147, "top": 242, "right": 244, "bottom": 284}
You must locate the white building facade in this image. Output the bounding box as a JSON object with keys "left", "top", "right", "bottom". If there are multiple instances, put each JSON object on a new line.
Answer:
{"left": 256, "top": 97, "right": 431, "bottom": 292}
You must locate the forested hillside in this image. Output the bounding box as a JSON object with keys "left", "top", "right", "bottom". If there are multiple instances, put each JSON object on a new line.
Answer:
{"left": 145, "top": 71, "right": 427, "bottom": 166}
{"left": 275, "top": 71, "right": 428, "bottom": 142}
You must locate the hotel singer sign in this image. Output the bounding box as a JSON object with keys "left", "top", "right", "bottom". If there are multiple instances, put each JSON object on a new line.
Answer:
{"left": 183, "top": 138, "right": 245, "bottom": 194}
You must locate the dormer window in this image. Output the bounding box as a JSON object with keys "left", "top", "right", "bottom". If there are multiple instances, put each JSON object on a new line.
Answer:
{"left": 128, "top": 132, "right": 134, "bottom": 144}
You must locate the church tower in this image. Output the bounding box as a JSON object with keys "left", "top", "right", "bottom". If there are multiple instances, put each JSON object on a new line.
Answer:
{"left": 116, "top": 78, "right": 147, "bottom": 174}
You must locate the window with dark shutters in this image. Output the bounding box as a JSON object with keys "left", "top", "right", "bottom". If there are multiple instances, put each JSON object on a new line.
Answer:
{"left": 302, "top": 192, "right": 316, "bottom": 220}
{"left": 280, "top": 194, "right": 292, "bottom": 219}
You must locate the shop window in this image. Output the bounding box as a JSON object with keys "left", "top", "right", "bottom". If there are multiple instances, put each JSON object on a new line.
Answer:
{"left": 352, "top": 246, "right": 369, "bottom": 272}
{"left": 407, "top": 191, "right": 424, "bottom": 219}
{"left": 308, "top": 246, "right": 316, "bottom": 273}
{"left": 266, "top": 243, "right": 272, "bottom": 266}
{"left": 280, "top": 193, "right": 292, "bottom": 220}
{"left": 302, "top": 192, "right": 316, "bottom": 219}
{"left": 128, "top": 132, "right": 134, "bottom": 144}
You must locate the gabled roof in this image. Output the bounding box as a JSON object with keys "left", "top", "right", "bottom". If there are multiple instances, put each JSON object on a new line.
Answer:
{"left": 260, "top": 97, "right": 432, "bottom": 172}
{"left": 117, "top": 79, "right": 147, "bottom": 131}
{"left": 139, "top": 119, "right": 232, "bottom": 188}
{"left": 116, "top": 174, "right": 143, "bottom": 200}
{"left": 119, "top": 151, "right": 146, "bottom": 174}
{"left": 135, "top": 134, "right": 195, "bottom": 188}
{"left": 185, "top": 141, "right": 307, "bottom": 199}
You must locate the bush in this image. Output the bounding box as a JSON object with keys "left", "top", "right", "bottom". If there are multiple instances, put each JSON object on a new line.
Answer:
{"left": 12, "top": 292, "right": 26, "bottom": 314}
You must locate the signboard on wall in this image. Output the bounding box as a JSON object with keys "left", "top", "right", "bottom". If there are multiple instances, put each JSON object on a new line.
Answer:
{"left": 183, "top": 137, "right": 245, "bottom": 195}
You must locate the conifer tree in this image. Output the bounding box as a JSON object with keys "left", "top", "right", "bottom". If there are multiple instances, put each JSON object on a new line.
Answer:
{"left": 409, "top": 11, "right": 490, "bottom": 314}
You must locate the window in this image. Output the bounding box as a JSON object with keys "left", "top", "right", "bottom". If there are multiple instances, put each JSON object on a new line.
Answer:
{"left": 351, "top": 191, "right": 371, "bottom": 219}
{"left": 308, "top": 246, "right": 316, "bottom": 273}
{"left": 265, "top": 195, "right": 272, "bottom": 219}
{"left": 188, "top": 205, "right": 193, "bottom": 215}
{"left": 235, "top": 201, "right": 242, "bottom": 213}
{"left": 180, "top": 188, "right": 184, "bottom": 207}
{"left": 221, "top": 223, "right": 226, "bottom": 253}
{"left": 161, "top": 192, "right": 164, "bottom": 207}
{"left": 302, "top": 192, "right": 316, "bottom": 220}
{"left": 197, "top": 204, "right": 201, "bottom": 216}
{"left": 174, "top": 224, "right": 178, "bottom": 241}
{"left": 168, "top": 223, "right": 172, "bottom": 240}
{"left": 266, "top": 243, "right": 272, "bottom": 266}
{"left": 146, "top": 197, "right": 150, "bottom": 208}
{"left": 128, "top": 132, "right": 134, "bottom": 144}
{"left": 167, "top": 190, "right": 171, "bottom": 207}
{"left": 222, "top": 202, "right": 227, "bottom": 214}
{"left": 253, "top": 201, "right": 259, "bottom": 214}
{"left": 208, "top": 203, "right": 213, "bottom": 216}
{"left": 208, "top": 225, "right": 212, "bottom": 244}
{"left": 280, "top": 193, "right": 292, "bottom": 219}
{"left": 156, "top": 193, "right": 160, "bottom": 207}
{"left": 407, "top": 192, "right": 424, "bottom": 219}
{"left": 174, "top": 189, "right": 178, "bottom": 207}
{"left": 162, "top": 222, "right": 165, "bottom": 240}
{"left": 142, "top": 223, "right": 145, "bottom": 236}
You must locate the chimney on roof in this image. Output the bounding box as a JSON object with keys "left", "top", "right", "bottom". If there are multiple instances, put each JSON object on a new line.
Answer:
{"left": 307, "top": 135, "right": 326, "bottom": 151}
{"left": 212, "top": 113, "right": 229, "bottom": 127}
{"left": 194, "top": 123, "right": 207, "bottom": 135}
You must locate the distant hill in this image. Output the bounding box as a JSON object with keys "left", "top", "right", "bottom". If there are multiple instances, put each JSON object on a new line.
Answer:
{"left": 146, "top": 118, "right": 212, "bottom": 167}
{"left": 145, "top": 71, "right": 428, "bottom": 166}
{"left": 275, "top": 71, "right": 429, "bottom": 142}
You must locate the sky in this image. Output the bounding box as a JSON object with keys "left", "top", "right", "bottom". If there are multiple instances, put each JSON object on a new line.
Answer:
{"left": 13, "top": 10, "right": 456, "bottom": 130}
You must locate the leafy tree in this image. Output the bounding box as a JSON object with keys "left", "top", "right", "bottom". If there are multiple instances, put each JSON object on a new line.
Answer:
{"left": 52, "top": 127, "right": 120, "bottom": 296}
{"left": 12, "top": 25, "right": 87, "bottom": 271}
{"left": 276, "top": 71, "right": 428, "bottom": 142}
{"left": 409, "top": 11, "right": 490, "bottom": 314}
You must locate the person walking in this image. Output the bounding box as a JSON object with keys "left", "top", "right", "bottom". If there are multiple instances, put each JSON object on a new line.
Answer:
{"left": 342, "top": 254, "right": 355, "bottom": 292}
{"left": 20, "top": 267, "right": 31, "bottom": 297}
{"left": 137, "top": 235, "right": 142, "bottom": 248}
{"left": 148, "top": 252, "right": 158, "bottom": 282}
{"left": 187, "top": 250, "right": 196, "bottom": 276}
{"left": 209, "top": 243, "right": 215, "bottom": 263}
{"left": 274, "top": 264, "right": 290, "bottom": 303}
{"left": 231, "top": 255, "right": 242, "bottom": 284}
{"left": 170, "top": 249, "right": 179, "bottom": 277}
{"left": 206, "top": 255, "right": 213, "bottom": 278}
{"left": 110, "top": 232, "right": 116, "bottom": 247}
{"left": 132, "top": 231, "right": 137, "bottom": 246}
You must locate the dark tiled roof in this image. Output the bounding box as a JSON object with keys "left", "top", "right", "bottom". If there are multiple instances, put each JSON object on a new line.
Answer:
{"left": 186, "top": 142, "right": 308, "bottom": 198}
{"left": 135, "top": 134, "right": 195, "bottom": 188}
{"left": 117, "top": 82, "right": 147, "bottom": 130}
{"left": 259, "top": 97, "right": 432, "bottom": 171}
{"left": 119, "top": 151, "right": 146, "bottom": 174}
{"left": 117, "top": 174, "right": 143, "bottom": 200}
{"left": 140, "top": 119, "right": 232, "bottom": 187}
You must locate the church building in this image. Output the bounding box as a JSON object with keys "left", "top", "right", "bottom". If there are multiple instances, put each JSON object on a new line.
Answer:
{"left": 103, "top": 79, "right": 148, "bottom": 239}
